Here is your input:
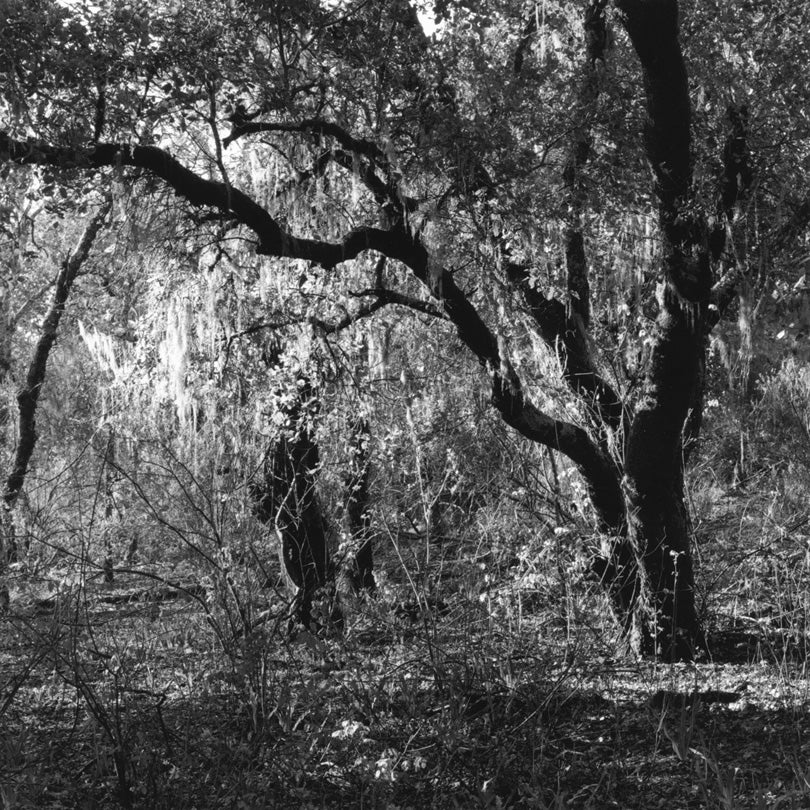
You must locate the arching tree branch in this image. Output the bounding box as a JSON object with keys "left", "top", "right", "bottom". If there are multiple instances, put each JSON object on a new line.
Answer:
{"left": 0, "top": 133, "right": 406, "bottom": 270}
{"left": 223, "top": 117, "right": 389, "bottom": 167}
{"left": 0, "top": 131, "right": 622, "bottom": 530}
{"left": 506, "top": 263, "right": 625, "bottom": 436}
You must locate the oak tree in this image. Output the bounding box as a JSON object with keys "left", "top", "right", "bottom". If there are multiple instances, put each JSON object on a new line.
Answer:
{"left": 3, "top": 0, "right": 810, "bottom": 658}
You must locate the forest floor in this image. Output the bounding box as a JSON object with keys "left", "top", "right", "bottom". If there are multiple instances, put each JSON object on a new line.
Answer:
{"left": 1, "top": 572, "right": 810, "bottom": 808}
{"left": 2, "top": 483, "right": 810, "bottom": 808}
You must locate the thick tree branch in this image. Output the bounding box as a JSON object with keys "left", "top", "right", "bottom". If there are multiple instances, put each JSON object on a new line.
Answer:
{"left": 0, "top": 132, "right": 405, "bottom": 270}
{"left": 396, "top": 236, "right": 624, "bottom": 529}
{"left": 506, "top": 263, "right": 625, "bottom": 435}
{"left": 0, "top": 133, "right": 623, "bottom": 529}
{"left": 490, "top": 379, "right": 625, "bottom": 528}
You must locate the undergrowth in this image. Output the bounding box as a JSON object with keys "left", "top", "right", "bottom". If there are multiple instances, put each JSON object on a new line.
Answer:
{"left": 3, "top": 460, "right": 810, "bottom": 809}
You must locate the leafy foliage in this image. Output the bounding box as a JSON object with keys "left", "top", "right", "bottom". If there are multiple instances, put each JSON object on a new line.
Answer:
{"left": 2, "top": 0, "right": 810, "bottom": 804}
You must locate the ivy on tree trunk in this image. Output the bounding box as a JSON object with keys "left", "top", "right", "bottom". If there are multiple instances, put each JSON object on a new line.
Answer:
{"left": 251, "top": 362, "right": 332, "bottom": 629}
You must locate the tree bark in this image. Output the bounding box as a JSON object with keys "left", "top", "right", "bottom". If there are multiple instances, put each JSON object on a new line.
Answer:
{"left": 618, "top": 0, "right": 709, "bottom": 659}
{"left": 625, "top": 290, "right": 706, "bottom": 658}
{"left": 251, "top": 368, "right": 332, "bottom": 628}
{"left": 0, "top": 273, "right": 13, "bottom": 571}
{"left": 0, "top": 200, "right": 109, "bottom": 572}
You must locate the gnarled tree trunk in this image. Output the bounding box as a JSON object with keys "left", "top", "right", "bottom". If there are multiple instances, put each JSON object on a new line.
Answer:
{"left": 618, "top": 0, "right": 710, "bottom": 659}
{"left": 625, "top": 292, "right": 706, "bottom": 659}
{"left": 252, "top": 370, "right": 331, "bottom": 628}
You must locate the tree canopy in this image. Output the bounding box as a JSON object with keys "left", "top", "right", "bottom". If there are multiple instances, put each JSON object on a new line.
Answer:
{"left": 2, "top": 0, "right": 810, "bottom": 653}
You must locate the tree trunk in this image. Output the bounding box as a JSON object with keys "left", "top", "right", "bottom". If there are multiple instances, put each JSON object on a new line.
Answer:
{"left": 616, "top": 0, "right": 712, "bottom": 660}
{"left": 0, "top": 201, "right": 108, "bottom": 585}
{"left": 4, "top": 201, "right": 110, "bottom": 548}
{"left": 272, "top": 430, "right": 331, "bottom": 626}
{"left": 0, "top": 273, "right": 14, "bottom": 569}
{"left": 251, "top": 369, "right": 332, "bottom": 628}
{"left": 625, "top": 289, "right": 705, "bottom": 660}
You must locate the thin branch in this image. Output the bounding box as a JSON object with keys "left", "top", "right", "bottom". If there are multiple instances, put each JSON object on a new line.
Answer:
{"left": 5, "top": 197, "right": 112, "bottom": 509}
{"left": 349, "top": 287, "right": 446, "bottom": 320}
{"left": 506, "top": 262, "right": 625, "bottom": 435}
{"left": 223, "top": 117, "right": 388, "bottom": 166}
{"left": 11, "top": 279, "right": 56, "bottom": 327}
{"left": 225, "top": 286, "right": 444, "bottom": 353}
{"left": 309, "top": 299, "right": 388, "bottom": 334}
{"left": 328, "top": 148, "right": 418, "bottom": 212}
{"left": 206, "top": 81, "right": 232, "bottom": 201}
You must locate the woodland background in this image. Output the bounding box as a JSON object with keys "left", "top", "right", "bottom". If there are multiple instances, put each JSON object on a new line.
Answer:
{"left": 2, "top": 0, "right": 810, "bottom": 807}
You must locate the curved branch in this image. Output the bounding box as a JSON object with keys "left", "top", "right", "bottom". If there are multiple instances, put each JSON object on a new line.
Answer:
{"left": 225, "top": 287, "right": 443, "bottom": 354}
{"left": 0, "top": 132, "right": 623, "bottom": 529}
{"left": 223, "top": 117, "right": 388, "bottom": 166}
{"left": 398, "top": 238, "right": 624, "bottom": 529}
{"left": 506, "top": 263, "right": 625, "bottom": 435}
{"left": 0, "top": 132, "right": 407, "bottom": 270}
{"left": 491, "top": 380, "right": 625, "bottom": 528}
{"left": 309, "top": 299, "right": 388, "bottom": 334}
{"left": 1, "top": 133, "right": 283, "bottom": 247}
{"left": 6, "top": 198, "right": 111, "bottom": 509}
{"left": 350, "top": 288, "right": 445, "bottom": 319}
